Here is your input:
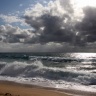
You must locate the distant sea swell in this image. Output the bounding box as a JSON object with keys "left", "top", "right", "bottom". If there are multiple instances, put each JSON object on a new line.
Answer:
{"left": 0, "top": 53, "right": 96, "bottom": 92}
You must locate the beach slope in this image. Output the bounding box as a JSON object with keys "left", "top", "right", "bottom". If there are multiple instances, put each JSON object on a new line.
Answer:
{"left": 0, "top": 81, "right": 72, "bottom": 96}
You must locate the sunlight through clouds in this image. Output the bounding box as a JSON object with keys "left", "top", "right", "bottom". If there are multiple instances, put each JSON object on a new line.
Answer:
{"left": 0, "top": 0, "right": 96, "bottom": 52}
{"left": 73, "top": 0, "right": 96, "bottom": 8}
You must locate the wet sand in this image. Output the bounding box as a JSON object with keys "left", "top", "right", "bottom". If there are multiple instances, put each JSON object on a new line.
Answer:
{"left": 0, "top": 81, "right": 72, "bottom": 96}
{"left": 0, "top": 81, "right": 96, "bottom": 96}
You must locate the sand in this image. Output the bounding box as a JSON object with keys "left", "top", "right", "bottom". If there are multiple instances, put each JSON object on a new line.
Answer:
{"left": 0, "top": 81, "right": 72, "bottom": 96}
{"left": 0, "top": 81, "right": 96, "bottom": 96}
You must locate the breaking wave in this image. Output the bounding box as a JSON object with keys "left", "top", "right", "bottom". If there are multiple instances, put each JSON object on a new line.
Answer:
{"left": 0, "top": 60, "right": 96, "bottom": 86}
{"left": 0, "top": 53, "right": 96, "bottom": 92}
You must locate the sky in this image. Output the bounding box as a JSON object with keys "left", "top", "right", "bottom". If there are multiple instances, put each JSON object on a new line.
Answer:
{"left": 0, "top": 0, "right": 96, "bottom": 52}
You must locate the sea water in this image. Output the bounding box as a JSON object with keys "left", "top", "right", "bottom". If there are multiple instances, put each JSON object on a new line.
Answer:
{"left": 0, "top": 53, "right": 96, "bottom": 92}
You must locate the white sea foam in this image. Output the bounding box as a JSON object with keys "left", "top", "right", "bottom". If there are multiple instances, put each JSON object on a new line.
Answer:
{"left": 0, "top": 58, "right": 96, "bottom": 92}
{"left": 0, "top": 75, "right": 96, "bottom": 92}
{"left": 0, "top": 60, "right": 96, "bottom": 79}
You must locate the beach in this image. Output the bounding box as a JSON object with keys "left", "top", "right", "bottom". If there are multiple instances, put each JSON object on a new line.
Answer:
{"left": 0, "top": 53, "right": 96, "bottom": 96}
{"left": 0, "top": 81, "right": 72, "bottom": 96}
{"left": 0, "top": 81, "right": 96, "bottom": 96}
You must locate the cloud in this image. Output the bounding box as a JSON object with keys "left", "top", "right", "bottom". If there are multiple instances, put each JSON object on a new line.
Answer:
{"left": 24, "top": 0, "right": 76, "bottom": 44}
{"left": 0, "top": 42, "right": 76, "bottom": 52}
{"left": 0, "top": 14, "right": 27, "bottom": 26}
{"left": 1, "top": 0, "right": 96, "bottom": 52}
{"left": 0, "top": 24, "right": 33, "bottom": 43}
{"left": 76, "top": 6, "right": 96, "bottom": 44}
{"left": 0, "top": 41, "right": 95, "bottom": 52}
{"left": 0, "top": 0, "right": 86, "bottom": 47}
{"left": 23, "top": 0, "right": 96, "bottom": 47}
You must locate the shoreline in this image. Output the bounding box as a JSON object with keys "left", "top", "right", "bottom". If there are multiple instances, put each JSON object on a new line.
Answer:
{"left": 0, "top": 80, "right": 72, "bottom": 96}
{"left": 0, "top": 80, "right": 96, "bottom": 96}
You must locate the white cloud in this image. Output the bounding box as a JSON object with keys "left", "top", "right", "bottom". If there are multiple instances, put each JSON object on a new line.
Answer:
{"left": 0, "top": 14, "right": 21, "bottom": 23}
{"left": 0, "top": 24, "right": 34, "bottom": 43}
{"left": 23, "top": 0, "right": 75, "bottom": 44}
{"left": 24, "top": 0, "right": 70, "bottom": 18}
{"left": 0, "top": 0, "right": 95, "bottom": 52}
{"left": 0, "top": 14, "right": 28, "bottom": 26}
{"left": 24, "top": 0, "right": 86, "bottom": 25}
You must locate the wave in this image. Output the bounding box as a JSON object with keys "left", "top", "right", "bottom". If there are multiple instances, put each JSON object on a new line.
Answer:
{"left": 0, "top": 53, "right": 96, "bottom": 92}
{"left": 0, "top": 53, "right": 95, "bottom": 63}
{"left": 0, "top": 60, "right": 96, "bottom": 85}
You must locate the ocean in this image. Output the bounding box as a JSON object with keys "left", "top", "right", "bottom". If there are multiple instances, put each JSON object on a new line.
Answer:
{"left": 0, "top": 53, "right": 96, "bottom": 92}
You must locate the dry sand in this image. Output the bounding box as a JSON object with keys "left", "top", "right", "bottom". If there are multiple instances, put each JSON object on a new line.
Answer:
{"left": 0, "top": 81, "right": 96, "bottom": 96}
{"left": 0, "top": 81, "right": 72, "bottom": 96}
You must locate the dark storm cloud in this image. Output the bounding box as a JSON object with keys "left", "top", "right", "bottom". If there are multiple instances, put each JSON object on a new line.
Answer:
{"left": 24, "top": 0, "right": 75, "bottom": 44}
{"left": 25, "top": 14, "right": 74, "bottom": 44}
{"left": 24, "top": 1, "right": 96, "bottom": 46}
{"left": 87, "top": 35, "right": 96, "bottom": 42}
{"left": 0, "top": 0, "right": 81, "bottom": 46}
{"left": 1, "top": 0, "right": 96, "bottom": 48}
{"left": 76, "top": 7, "right": 96, "bottom": 43}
